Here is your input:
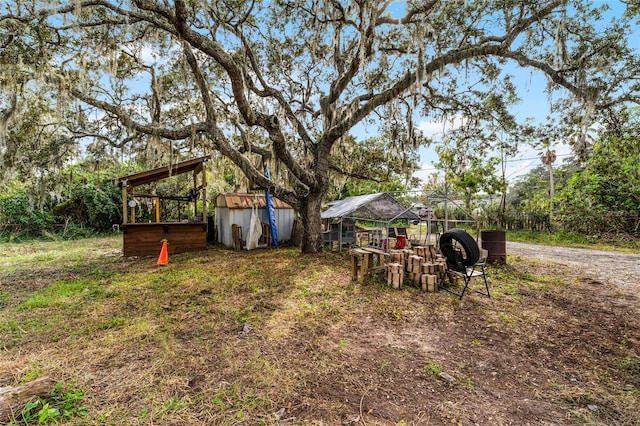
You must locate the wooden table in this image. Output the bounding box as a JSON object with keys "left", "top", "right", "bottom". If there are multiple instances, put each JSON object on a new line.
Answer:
{"left": 349, "top": 247, "right": 389, "bottom": 283}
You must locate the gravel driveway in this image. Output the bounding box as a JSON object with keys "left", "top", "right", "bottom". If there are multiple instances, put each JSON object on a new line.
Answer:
{"left": 507, "top": 241, "right": 640, "bottom": 289}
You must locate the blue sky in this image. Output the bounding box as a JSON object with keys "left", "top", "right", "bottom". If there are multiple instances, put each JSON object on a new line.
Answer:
{"left": 412, "top": 69, "right": 563, "bottom": 185}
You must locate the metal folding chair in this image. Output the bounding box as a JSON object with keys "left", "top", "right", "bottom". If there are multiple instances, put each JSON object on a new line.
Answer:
{"left": 441, "top": 247, "right": 490, "bottom": 299}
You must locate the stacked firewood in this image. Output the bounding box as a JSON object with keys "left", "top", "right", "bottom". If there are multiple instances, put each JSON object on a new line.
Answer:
{"left": 386, "top": 245, "right": 446, "bottom": 292}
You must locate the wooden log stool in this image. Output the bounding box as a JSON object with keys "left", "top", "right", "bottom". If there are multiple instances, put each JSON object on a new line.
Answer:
{"left": 413, "top": 246, "right": 427, "bottom": 260}
{"left": 420, "top": 273, "right": 438, "bottom": 292}
{"left": 407, "top": 255, "right": 424, "bottom": 282}
{"left": 389, "top": 250, "right": 404, "bottom": 268}
{"left": 387, "top": 262, "right": 404, "bottom": 289}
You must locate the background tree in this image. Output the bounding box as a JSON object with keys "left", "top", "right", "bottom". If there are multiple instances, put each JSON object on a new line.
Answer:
{"left": 0, "top": 160, "right": 124, "bottom": 239}
{"left": 554, "top": 109, "right": 640, "bottom": 237}
{"left": 504, "top": 164, "right": 556, "bottom": 231}
{"left": 435, "top": 124, "right": 503, "bottom": 213}
{"left": 496, "top": 132, "right": 521, "bottom": 227}
{"left": 504, "top": 104, "right": 639, "bottom": 237}
{"left": 2, "top": 1, "right": 638, "bottom": 252}
{"left": 330, "top": 134, "right": 421, "bottom": 199}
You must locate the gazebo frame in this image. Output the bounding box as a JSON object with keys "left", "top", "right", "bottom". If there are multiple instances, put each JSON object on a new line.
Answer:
{"left": 113, "top": 156, "right": 210, "bottom": 257}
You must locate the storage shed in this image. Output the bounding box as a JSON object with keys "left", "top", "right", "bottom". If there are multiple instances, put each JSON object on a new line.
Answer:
{"left": 215, "top": 193, "right": 295, "bottom": 248}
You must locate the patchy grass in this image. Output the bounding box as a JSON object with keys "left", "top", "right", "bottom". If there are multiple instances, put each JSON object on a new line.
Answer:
{"left": 0, "top": 236, "right": 639, "bottom": 425}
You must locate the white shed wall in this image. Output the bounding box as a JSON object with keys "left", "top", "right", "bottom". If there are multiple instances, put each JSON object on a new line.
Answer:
{"left": 215, "top": 207, "right": 294, "bottom": 248}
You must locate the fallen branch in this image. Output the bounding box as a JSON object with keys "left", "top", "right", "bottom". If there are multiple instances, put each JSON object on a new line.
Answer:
{"left": 0, "top": 377, "right": 56, "bottom": 423}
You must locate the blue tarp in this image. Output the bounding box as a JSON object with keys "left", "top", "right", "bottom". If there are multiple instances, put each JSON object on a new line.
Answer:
{"left": 264, "top": 166, "right": 278, "bottom": 248}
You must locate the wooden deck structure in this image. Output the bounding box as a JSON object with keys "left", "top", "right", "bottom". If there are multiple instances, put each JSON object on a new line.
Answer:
{"left": 114, "top": 156, "right": 210, "bottom": 257}
{"left": 121, "top": 222, "right": 207, "bottom": 257}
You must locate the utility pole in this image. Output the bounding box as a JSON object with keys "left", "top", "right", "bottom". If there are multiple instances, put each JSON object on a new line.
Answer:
{"left": 541, "top": 149, "right": 557, "bottom": 211}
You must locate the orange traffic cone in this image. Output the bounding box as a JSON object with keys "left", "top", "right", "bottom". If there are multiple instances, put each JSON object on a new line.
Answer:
{"left": 156, "top": 240, "right": 169, "bottom": 266}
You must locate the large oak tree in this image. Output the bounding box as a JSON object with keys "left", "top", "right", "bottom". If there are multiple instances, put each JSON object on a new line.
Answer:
{"left": 1, "top": 0, "right": 638, "bottom": 252}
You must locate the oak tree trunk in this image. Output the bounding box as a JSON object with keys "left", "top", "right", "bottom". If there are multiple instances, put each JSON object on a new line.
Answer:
{"left": 299, "top": 190, "right": 325, "bottom": 254}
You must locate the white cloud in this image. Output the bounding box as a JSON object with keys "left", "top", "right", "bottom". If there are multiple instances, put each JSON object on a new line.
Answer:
{"left": 417, "top": 115, "right": 464, "bottom": 140}
{"left": 139, "top": 45, "right": 160, "bottom": 66}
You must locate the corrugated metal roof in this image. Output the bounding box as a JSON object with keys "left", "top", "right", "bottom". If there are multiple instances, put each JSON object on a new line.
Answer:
{"left": 114, "top": 156, "right": 211, "bottom": 187}
{"left": 216, "top": 193, "right": 292, "bottom": 209}
{"left": 321, "top": 192, "right": 420, "bottom": 221}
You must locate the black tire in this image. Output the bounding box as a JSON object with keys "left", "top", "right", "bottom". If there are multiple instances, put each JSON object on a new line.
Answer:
{"left": 439, "top": 229, "right": 480, "bottom": 269}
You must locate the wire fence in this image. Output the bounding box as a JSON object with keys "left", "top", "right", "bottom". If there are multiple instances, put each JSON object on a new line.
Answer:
{"left": 478, "top": 210, "right": 640, "bottom": 237}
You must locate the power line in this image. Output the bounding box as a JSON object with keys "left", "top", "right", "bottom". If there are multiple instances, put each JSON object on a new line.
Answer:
{"left": 416, "top": 153, "right": 573, "bottom": 171}
{"left": 506, "top": 162, "right": 535, "bottom": 178}
{"left": 504, "top": 153, "right": 572, "bottom": 163}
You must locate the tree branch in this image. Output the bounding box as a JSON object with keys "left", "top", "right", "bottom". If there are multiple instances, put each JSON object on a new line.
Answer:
{"left": 170, "top": 0, "right": 316, "bottom": 188}
{"left": 375, "top": 1, "right": 438, "bottom": 25}
{"left": 320, "top": 2, "right": 378, "bottom": 119}
{"left": 329, "top": 162, "right": 387, "bottom": 183}
{"left": 503, "top": 50, "right": 599, "bottom": 101}
{"left": 69, "top": 89, "right": 206, "bottom": 140}
{"left": 233, "top": 27, "right": 315, "bottom": 150}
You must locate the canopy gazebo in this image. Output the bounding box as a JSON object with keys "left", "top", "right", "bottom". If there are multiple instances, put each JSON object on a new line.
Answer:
{"left": 320, "top": 192, "right": 421, "bottom": 251}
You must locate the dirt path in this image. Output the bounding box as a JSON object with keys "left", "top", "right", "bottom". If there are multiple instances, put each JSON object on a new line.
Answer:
{"left": 507, "top": 241, "right": 640, "bottom": 289}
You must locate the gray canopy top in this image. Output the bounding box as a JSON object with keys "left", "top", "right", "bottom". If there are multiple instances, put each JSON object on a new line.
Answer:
{"left": 321, "top": 192, "right": 420, "bottom": 222}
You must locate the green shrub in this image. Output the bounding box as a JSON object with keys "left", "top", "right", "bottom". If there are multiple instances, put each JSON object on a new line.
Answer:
{"left": 0, "top": 187, "right": 55, "bottom": 236}
{"left": 52, "top": 181, "right": 121, "bottom": 233}
{"left": 13, "top": 382, "right": 88, "bottom": 425}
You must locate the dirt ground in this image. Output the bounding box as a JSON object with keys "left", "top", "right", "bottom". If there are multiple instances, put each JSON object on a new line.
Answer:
{"left": 301, "top": 242, "right": 640, "bottom": 425}
{"left": 1, "top": 239, "right": 639, "bottom": 425}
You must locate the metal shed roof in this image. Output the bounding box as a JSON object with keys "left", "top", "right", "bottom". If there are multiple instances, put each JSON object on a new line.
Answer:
{"left": 215, "top": 193, "right": 292, "bottom": 209}
{"left": 321, "top": 193, "right": 420, "bottom": 221}
{"left": 114, "top": 156, "right": 211, "bottom": 188}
